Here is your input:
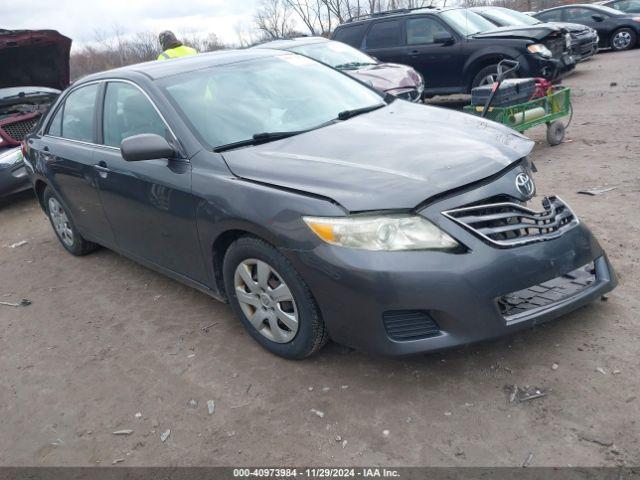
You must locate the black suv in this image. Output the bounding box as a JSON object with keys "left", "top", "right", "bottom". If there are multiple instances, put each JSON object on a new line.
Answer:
{"left": 332, "top": 7, "right": 574, "bottom": 96}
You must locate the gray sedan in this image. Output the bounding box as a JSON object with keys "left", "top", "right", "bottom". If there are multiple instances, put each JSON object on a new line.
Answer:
{"left": 24, "top": 49, "right": 616, "bottom": 358}
{"left": 0, "top": 148, "right": 30, "bottom": 197}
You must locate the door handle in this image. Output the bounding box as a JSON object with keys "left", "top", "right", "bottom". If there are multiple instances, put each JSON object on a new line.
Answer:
{"left": 409, "top": 50, "right": 420, "bottom": 56}
{"left": 94, "top": 162, "right": 111, "bottom": 179}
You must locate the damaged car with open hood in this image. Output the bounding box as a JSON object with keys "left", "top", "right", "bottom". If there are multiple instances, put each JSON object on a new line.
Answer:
{"left": 0, "top": 29, "right": 70, "bottom": 197}
{"left": 24, "top": 49, "right": 616, "bottom": 359}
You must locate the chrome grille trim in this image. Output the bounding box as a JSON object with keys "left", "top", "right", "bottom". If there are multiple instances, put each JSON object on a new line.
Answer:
{"left": 442, "top": 196, "right": 579, "bottom": 248}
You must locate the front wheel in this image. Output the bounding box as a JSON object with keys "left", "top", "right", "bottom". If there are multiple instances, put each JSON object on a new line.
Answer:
{"left": 471, "top": 63, "right": 517, "bottom": 89}
{"left": 44, "top": 187, "right": 98, "bottom": 256}
{"left": 223, "top": 236, "right": 328, "bottom": 359}
{"left": 610, "top": 28, "right": 636, "bottom": 51}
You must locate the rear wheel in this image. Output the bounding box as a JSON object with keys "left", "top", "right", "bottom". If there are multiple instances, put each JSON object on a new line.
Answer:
{"left": 546, "top": 121, "right": 565, "bottom": 146}
{"left": 223, "top": 236, "right": 328, "bottom": 359}
{"left": 44, "top": 187, "right": 98, "bottom": 256}
{"left": 610, "top": 28, "right": 636, "bottom": 51}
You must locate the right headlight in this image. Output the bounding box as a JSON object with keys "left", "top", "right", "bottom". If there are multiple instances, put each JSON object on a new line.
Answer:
{"left": 303, "top": 214, "right": 459, "bottom": 251}
{"left": 527, "top": 44, "right": 553, "bottom": 58}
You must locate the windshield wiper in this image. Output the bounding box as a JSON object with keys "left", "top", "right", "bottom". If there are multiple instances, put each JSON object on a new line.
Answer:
{"left": 335, "top": 62, "right": 376, "bottom": 69}
{"left": 337, "top": 103, "right": 385, "bottom": 121}
{"left": 214, "top": 131, "right": 305, "bottom": 153}
{"left": 1, "top": 91, "right": 53, "bottom": 100}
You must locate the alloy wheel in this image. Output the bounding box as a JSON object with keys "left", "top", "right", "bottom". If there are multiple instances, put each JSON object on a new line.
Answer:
{"left": 48, "top": 197, "right": 74, "bottom": 247}
{"left": 479, "top": 73, "right": 497, "bottom": 86}
{"left": 613, "top": 31, "right": 632, "bottom": 50}
{"left": 233, "top": 259, "right": 299, "bottom": 343}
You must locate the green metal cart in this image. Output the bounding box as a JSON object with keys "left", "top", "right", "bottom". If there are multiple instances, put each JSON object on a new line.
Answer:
{"left": 463, "top": 86, "right": 572, "bottom": 146}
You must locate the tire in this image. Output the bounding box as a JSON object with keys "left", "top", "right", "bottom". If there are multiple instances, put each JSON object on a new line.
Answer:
{"left": 471, "top": 63, "right": 517, "bottom": 90}
{"left": 610, "top": 28, "right": 636, "bottom": 51}
{"left": 43, "top": 187, "right": 98, "bottom": 256}
{"left": 546, "top": 121, "right": 566, "bottom": 146}
{"left": 223, "top": 236, "right": 328, "bottom": 359}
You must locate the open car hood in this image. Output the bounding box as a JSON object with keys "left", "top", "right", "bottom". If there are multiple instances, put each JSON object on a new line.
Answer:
{"left": 221, "top": 101, "right": 534, "bottom": 212}
{"left": 473, "top": 24, "right": 561, "bottom": 41}
{"left": 0, "top": 29, "right": 71, "bottom": 90}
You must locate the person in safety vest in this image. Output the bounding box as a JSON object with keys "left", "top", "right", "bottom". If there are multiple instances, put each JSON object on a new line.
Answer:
{"left": 157, "top": 31, "right": 197, "bottom": 61}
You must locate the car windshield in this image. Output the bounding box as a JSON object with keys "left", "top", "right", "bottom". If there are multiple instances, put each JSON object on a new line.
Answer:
{"left": 160, "top": 54, "right": 385, "bottom": 150}
{"left": 480, "top": 7, "right": 541, "bottom": 26}
{"left": 441, "top": 9, "right": 498, "bottom": 35}
{"left": 288, "top": 41, "right": 378, "bottom": 69}
{"left": 591, "top": 4, "right": 625, "bottom": 15}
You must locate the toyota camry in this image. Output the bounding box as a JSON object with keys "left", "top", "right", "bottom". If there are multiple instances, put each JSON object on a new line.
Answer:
{"left": 23, "top": 49, "right": 616, "bottom": 358}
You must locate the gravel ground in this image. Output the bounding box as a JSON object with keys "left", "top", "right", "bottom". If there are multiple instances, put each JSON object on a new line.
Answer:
{"left": 0, "top": 49, "right": 638, "bottom": 468}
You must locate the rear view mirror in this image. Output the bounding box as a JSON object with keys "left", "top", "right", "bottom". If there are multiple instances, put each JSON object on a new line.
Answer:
{"left": 591, "top": 14, "right": 605, "bottom": 21}
{"left": 121, "top": 134, "right": 176, "bottom": 162}
{"left": 433, "top": 31, "right": 455, "bottom": 45}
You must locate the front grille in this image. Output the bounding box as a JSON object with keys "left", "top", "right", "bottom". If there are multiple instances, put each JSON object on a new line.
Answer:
{"left": 383, "top": 310, "right": 440, "bottom": 341}
{"left": 395, "top": 88, "right": 421, "bottom": 102}
{"left": 544, "top": 37, "right": 565, "bottom": 58}
{"left": 498, "top": 262, "right": 596, "bottom": 321}
{"left": 0, "top": 117, "right": 38, "bottom": 142}
{"left": 442, "top": 196, "right": 579, "bottom": 248}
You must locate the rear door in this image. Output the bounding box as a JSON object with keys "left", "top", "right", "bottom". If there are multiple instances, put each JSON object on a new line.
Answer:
{"left": 42, "top": 83, "right": 115, "bottom": 245}
{"left": 362, "top": 19, "right": 407, "bottom": 64}
{"left": 402, "top": 15, "right": 463, "bottom": 89}
{"left": 92, "top": 80, "right": 207, "bottom": 283}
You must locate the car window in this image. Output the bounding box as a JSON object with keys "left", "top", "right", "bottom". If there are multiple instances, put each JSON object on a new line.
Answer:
{"left": 333, "top": 24, "right": 367, "bottom": 47}
{"left": 48, "top": 103, "right": 64, "bottom": 137}
{"left": 536, "top": 9, "right": 563, "bottom": 22}
{"left": 51, "top": 84, "right": 99, "bottom": 142}
{"left": 366, "top": 20, "right": 403, "bottom": 48}
{"left": 565, "top": 7, "right": 601, "bottom": 22}
{"left": 406, "top": 17, "right": 449, "bottom": 45}
{"left": 289, "top": 41, "right": 377, "bottom": 69}
{"left": 613, "top": 0, "right": 640, "bottom": 10}
{"left": 103, "top": 82, "right": 169, "bottom": 148}
{"left": 160, "top": 54, "right": 384, "bottom": 151}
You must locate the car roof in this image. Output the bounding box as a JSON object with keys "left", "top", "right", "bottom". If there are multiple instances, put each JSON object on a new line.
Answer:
{"left": 539, "top": 3, "right": 603, "bottom": 10}
{"left": 340, "top": 6, "right": 462, "bottom": 26}
{"left": 77, "top": 48, "right": 285, "bottom": 84}
{"left": 253, "top": 37, "right": 329, "bottom": 49}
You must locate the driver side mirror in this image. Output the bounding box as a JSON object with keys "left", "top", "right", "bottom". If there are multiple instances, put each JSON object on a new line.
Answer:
{"left": 121, "top": 134, "right": 176, "bottom": 162}
{"left": 591, "top": 14, "right": 605, "bottom": 21}
{"left": 433, "top": 31, "right": 455, "bottom": 45}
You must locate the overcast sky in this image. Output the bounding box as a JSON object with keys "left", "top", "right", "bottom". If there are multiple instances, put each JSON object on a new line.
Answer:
{"left": 4, "top": 0, "right": 262, "bottom": 47}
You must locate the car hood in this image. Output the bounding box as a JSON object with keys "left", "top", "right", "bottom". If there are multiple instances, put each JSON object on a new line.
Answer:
{"left": 221, "top": 101, "right": 534, "bottom": 212}
{"left": 552, "top": 22, "right": 593, "bottom": 33}
{"left": 346, "top": 63, "right": 423, "bottom": 93}
{"left": 0, "top": 29, "right": 71, "bottom": 90}
{"left": 473, "top": 24, "right": 561, "bottom": 41}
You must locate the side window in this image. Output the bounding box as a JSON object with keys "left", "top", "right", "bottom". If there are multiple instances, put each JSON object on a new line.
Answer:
{"left": 366, "top": 20, "right": 403, "bottom": 49}
{"left": 103, "top": 82, "right": 169, "bottom": 148}
{"left": 48, "top": 84, "right": 99, "bottom": 142}
{"left": 536, "top": 9, "right": 563, "bottom": 22}
{"left": 333, "top": 24, "right": 367, "bottom": 47}
{"left": 406, "top": 17, "right": 448, "bottom": 45}
{"left": 565, "top": 7, "right": 599, "bottom": 22}
{"left": 48, "top": 104, "right": 64, "bottom": 137}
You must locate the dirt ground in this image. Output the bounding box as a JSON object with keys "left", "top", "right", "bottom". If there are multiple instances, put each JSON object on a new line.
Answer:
{"left": 0, "top": 49, "right": 639, "bottom": 468}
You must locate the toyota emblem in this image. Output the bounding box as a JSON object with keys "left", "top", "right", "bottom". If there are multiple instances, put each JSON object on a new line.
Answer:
{"left": 515, "top": 172, "right": 536, "bottom": 199}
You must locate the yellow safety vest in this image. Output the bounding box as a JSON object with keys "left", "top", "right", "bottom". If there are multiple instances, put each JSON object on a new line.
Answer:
{"left": 157, "top": 45, "right": 198, "bottom": 61}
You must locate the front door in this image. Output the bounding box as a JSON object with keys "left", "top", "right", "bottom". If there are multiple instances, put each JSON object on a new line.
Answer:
{"left": 93, "top": 81, "right": 207, "bottom": 283}
{"left": 403, "top": 16, "right": 463, "bottom": 90}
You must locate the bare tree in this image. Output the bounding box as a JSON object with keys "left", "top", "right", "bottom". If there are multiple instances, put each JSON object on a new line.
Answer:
{"left": 254, "top": 0, "right": 296, "bottom": 40}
